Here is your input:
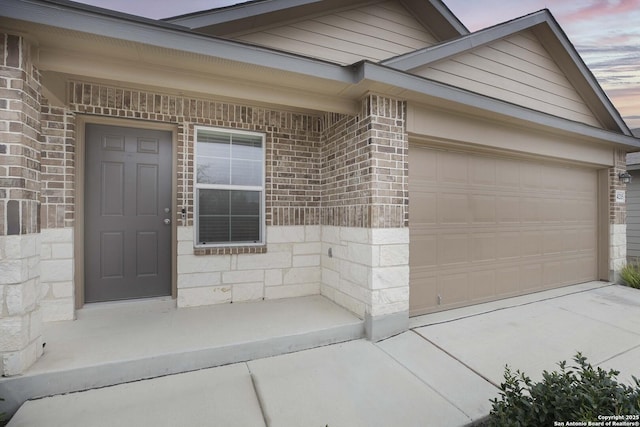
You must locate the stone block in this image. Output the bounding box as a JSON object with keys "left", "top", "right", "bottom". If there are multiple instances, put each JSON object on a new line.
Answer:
{"left": 267, "top": 226, "right": 305, "bottom": 243}
{"left": 177, "top": 254, "right": 231, "bottom": 274}
{"left": 292, "top": 254, "right": 320, "bottom": 267}
{"left": 378, "top": 244, "right": 409, "bottom": 266}
{"left": 321, "top": 267, "right": 339, "bottom": 286}
{"left": 232, "top": 282, "right": 264, "bottom": 302}
{"left": 264, "top": 282, "right": 319, "bottom": 300}
{"left": 40, "top": 242, "right": 52, "bottom": 260}
{"left": 177, "top": 226, "right": 193, "bottom": 242}
{"left": 51, "top": 242, "right": 73, "bottom": 259}
{"left": 41, "top": 298, "right": 75, "bottom": 322}
{"left": 51, "top": 281, "right": 73, "bottom": 298}
{"left": 29, "top": 306, "right": 42, "bottom": 341}
{"left": 264, "top": 269, "right": 283, "bottom": 287}
{"left": 2, "top": 339, "right": 38, "bottom": 376}
{"left": 236, "top": 252, "right": 291, "bottom": 270}
{"left": 371, "top": 228, "right": 409, "bottom": 245}
{"left": 305, "top": 225, "right": 321, "bottom": 242}
{"left": 283, "top": 266, "right": 321, "bottom": 285}
{"left": 293, "top": 242, "right": 321, "bottom": 255}
{"left": 40, "top": 259, "right": 73, "bottom": 282}
{"left": 0, "top": 260, "right": 26, "bottom": 285}
{"left": 321, "top": 226, "right": 341, "bottom": 245}
{"left": 6, "top": 279, "right": 37, "bottom": 315}
{"left": 347, "top": 242, "right": 376, "bottom": 267}
{"left": 341, "top": 227, "right": 369, "bottom": 244}
{"left": 0, "top": 316, "right": 29, "bottom": 351}
{"left": 177, "top": 241, "right": 193, "bottom": 255}
{"left": 177, "top": 285, "right": 232, "bottom": 307}
{"left": 222, "top": 269, "right": 264, "bottom": 284}
{"left": 332, "top": 289, "right": 366, "bottom": 318}
{"left": 340, "top": 260, "right": 369, "bottom": 287}
{"left": 370, "top": 300, "right": 410, "bottom": 317}
{"left": 177, "top": 272, "right": 221, "bottom": 288}
{"left": 41, "top": 227, "right": 73, "bottom": 244}
{"left": 371, "top": 266, "right": 409, "bottom": 290}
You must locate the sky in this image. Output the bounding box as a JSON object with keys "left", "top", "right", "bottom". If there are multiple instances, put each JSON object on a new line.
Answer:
{"left": 74, "top": 0, "right": 640, "bottom": 130}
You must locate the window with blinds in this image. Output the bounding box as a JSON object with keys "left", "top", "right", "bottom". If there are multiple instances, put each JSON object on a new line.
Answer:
{"left": 194, "top": 127, "right": 265, "bottom": 246}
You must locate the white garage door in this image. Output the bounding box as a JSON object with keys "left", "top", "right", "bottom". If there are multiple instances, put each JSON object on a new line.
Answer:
{"left": 409, "top": 144, "right": 598, "bottom": 316}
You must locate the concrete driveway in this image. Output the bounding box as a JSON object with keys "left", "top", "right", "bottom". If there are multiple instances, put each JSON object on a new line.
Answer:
{"left": 9, "top": 283, "right": 640, "bottom": 427}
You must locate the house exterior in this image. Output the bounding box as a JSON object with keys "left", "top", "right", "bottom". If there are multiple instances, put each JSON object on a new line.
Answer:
{"left": 1, "top": 0, "right": 639, "bottom": 376}
{"left": 626, "top": 129, "right": 640, "bottom": 259}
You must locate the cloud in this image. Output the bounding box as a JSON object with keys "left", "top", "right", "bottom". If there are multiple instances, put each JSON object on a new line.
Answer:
{"left": 560, "top": 0, "right": 640, "bottom": 24}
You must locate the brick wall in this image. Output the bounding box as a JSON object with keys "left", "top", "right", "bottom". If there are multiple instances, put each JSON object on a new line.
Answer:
{"left": 0, "top": 33, "right": 44, "bottom": 376}
{"left": 68, "top": 82, "right": 323, "bottom": 234}
{"left": 321, "top": 95, "right": 408, "bottom": 228}
{"left": 0, "top": 34, "right": 41, "bottom": 236}
{"left": 610, "top": 148, "right": 628, "bottom": 279}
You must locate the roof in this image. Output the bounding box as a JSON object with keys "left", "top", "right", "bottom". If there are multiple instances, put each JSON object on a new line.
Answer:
{"left": 381, "top": 9, "right": 632, "bottom": 136}
{"left": 1, "top": 0, "right": 638, "bottom": 150}
{"left": 165, "top": 0, "right": 469, "bottom": 41}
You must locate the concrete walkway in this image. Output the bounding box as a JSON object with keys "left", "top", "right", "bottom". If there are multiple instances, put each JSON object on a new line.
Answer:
{"left": 8, "top": 282, "right": 640, "bottom": 427}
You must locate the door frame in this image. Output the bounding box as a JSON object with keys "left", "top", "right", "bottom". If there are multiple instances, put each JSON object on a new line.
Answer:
{"left": 75, "top": 116, "right": 178, "bottom": 308}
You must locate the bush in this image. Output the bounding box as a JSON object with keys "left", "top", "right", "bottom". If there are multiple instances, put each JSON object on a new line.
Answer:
{"left": 620, "top": 262, "right": 640, "bottom": 289}
{"left": 488, "top": 353, "right": 640, "bottom": 426}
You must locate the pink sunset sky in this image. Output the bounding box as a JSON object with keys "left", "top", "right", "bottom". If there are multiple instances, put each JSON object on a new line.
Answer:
{"left": 75, "top": 0, "right": 640, "bottom": 130}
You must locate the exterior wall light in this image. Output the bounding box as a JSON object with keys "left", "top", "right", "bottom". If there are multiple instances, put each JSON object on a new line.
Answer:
{"left": 619, "top": 171, "right": 632, "bottom": 184}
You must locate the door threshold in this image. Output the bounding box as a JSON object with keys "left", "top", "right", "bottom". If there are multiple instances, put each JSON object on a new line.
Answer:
{"left": 81, "top": 296, "right": 175, "bottom": 311}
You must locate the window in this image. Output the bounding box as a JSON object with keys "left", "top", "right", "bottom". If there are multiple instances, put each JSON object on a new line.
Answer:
{"left": 194, "top": 127, "right": 265, "bottom": 246}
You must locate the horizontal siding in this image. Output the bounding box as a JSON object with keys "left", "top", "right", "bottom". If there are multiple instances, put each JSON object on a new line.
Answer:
{"left": 412, "top": 30, "right": 602, "bottom": 128}
{"left": 232, "top": 0, "right": 438, "bottom": 65}
{"left": 628, "top": 175, "right": 640, "bottom": 257}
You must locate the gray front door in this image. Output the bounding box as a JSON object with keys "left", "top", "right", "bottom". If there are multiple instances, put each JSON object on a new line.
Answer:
{"left": 85, "top": 124, "right": 172, "bottom": 303}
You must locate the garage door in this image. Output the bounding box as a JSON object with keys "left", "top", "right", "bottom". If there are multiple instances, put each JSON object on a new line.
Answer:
{"left": 409, "top": 144, "right": 598, "bottom": 316}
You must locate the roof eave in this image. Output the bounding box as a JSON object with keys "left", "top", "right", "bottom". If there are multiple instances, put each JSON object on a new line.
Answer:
{"left": 2, "top": 0, "right": 355, "bottom": 85}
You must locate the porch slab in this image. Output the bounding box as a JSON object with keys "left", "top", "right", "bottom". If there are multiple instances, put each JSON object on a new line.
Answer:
{"left": 0, "top": 295, "right": 364, "bottom": 419}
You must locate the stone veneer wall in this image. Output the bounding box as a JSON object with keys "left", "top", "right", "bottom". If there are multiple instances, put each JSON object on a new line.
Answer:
{"left": 0, "top": 34, "right": 45, "bottom": 375}
{"left": 610, "top": 148, "right": 628, "bottom": 280}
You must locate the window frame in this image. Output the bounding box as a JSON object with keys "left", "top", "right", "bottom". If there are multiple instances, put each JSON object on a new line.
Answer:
{"left": 193, "top": 126, "right": 266, "bottom": 248}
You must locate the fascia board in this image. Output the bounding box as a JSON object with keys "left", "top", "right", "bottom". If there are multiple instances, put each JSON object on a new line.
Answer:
{"left": 382, "top": 12, "right": 548, "bottom": 70}
{"left": 166, "top": 0, "right": 323, "bottom": 27}
{"left": 3, "top": 0, "right": 355, "bottom": 85}
{"left": 359, "top": 62, "right": 640, "bottom": 149}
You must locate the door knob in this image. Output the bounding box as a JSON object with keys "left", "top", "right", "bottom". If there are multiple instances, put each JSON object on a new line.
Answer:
{"left": 164, "top": 218, "right": 171, "bottom": 225}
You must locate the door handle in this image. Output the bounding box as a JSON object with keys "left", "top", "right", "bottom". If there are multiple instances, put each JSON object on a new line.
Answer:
{"left": 164, "top": 218, "right": 171, "bottom": 225}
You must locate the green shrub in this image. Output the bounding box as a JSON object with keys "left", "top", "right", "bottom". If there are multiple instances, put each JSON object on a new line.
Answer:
{"left": 620, "top": 262, "right": 640, "bottom": 289}
{"left": 488, "top": 353, "right": 640, "bottom": 426}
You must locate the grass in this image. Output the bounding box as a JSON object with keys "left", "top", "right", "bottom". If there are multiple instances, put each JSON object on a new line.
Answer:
{"left": 620, "top": 261, "right": 640, "bottom": 289}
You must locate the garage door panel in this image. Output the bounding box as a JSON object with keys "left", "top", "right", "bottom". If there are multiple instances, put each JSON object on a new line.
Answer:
{"left": 409, "top": 144, "right": 598, "bottom": 316}
{"left": 471, "top": 195, "right": 496, "bottom": 223}
{"left": 411, "top": 191, "right": 437, "bottom": 224}
{"left": 496, "top": 232, "right": 520, "bottom": 259}
{"left": 520, "top": 231, "right": 542, "bottom": 257}
{"left": 438, "top": 234, "right": 469, "bottom": 265}
{"left": 410, "top": 234, "right": 437, "bottom": 267}
{"left": 470, "top": 157, "right": 496, "bottom": 186}
{"left": 438, "top": 193, "right": 468, "bottom": 224}
{"left": 472, "top": 233, "right": 496, "bottom": 262}
{"left": 469, "top": 270, "right": 495, "bottom": 300}
{"left": 521, "top": 197, "right": 542, "bottom": 223}
{"left": 439, "top": 151, "right": 468, "bottom": 184}
{"left": 439, "top": 273, "right": 469, "bottom": 305}
{"left": 543, "top": 230, "right": 564, "bottom": 254}
{"left": 497, "top": 196, "right": 520, "bottom": 223}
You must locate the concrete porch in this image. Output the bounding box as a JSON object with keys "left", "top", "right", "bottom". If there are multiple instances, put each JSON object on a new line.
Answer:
{"left": 0, "top": 295, "right": 364, "bottom": 418}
